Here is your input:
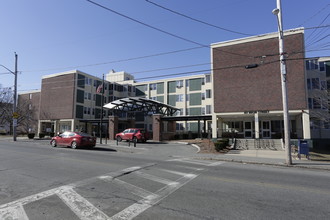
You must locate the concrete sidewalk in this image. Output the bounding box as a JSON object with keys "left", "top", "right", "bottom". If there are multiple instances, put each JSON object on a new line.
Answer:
{"left": 195, "top": 149, "right": 330, "bottom": 171}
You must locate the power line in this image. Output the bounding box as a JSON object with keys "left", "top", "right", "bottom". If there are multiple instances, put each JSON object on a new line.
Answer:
{"left": 86, "top": 0, "right": 253, "bottom": 58}
{"left": 23, "top": 46, "right": 205, "bottom": 73}
{"left": 145, "top": 0, "right": 253, "bottom": 36}
{"left": 298, "top": 4, "right": 330, "bottom": 27}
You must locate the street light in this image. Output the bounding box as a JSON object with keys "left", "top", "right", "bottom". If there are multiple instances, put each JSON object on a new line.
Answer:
{"left": 272, "top": 0, "right": 292, "bottom": 165}
{"left": 0, "top": 53, "right": 18, "bottom": 141}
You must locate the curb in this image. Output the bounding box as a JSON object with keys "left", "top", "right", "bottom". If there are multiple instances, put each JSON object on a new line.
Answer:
{"left": 194, "top": 156, "right": 330, "bottom": 171}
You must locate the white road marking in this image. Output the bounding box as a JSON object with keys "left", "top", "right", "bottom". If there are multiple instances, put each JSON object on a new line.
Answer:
{"left": 56, "top": 186, "right": 109, "bottom": 220}
{"left": 109, "top": 172, "right": 198, "bottom": 220}
{"left": 134, "top": 171, "right": 178, "bottom": 185}
{"left": 101, "top": 176, "right": 157, "bottom": 199}
{"left": 167, "top": 158, "right": 226, "bottom": 167}
{"left": 0, "top": 204, "right": 29, "bottom": 220}
{"left": 0, "top": 164, "right": 154, "bottom": 220}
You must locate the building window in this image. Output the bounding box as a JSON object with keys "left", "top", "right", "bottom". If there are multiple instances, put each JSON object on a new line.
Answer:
{"left": 206, "top": 89, "right": 212, "bottom": 98}
{"left": 319, "top": 62, "right": 325, "bottom": 71}
{"left": 321, "top": 81, "right": 327, "bottom": 90}
{"left": 186, "top": 94, "right": 189, "bottom": 102}
{"left": 308, "top": 98, "right": 313, "bottom": 109}
{"left": 84, "top": 107, "right": 87, "bottom": 114}
{"left": 176, "top": 94, "right": 183, "bottom": 102}
{"left": 201, "top": 93, "right": 205, "bottom": 100}
{"left": 306, "top": 59, "right": 319, "bottom": 70}
{"left": 202, "top": 107, "right": 206, "bottom": 115}
{"left": 186, "top": 79, "right": 189, "bottom": 87}
{"left": 176, "top": 80, "right": 183, "bottom": 88}
{"left": 313, "top": 98, "right": 321, "bottom": 109}
{"left": 206, "top": 105, "right": 212, "bottom": 114}
{"left": 84, "top": 92, "right": 88, "bottom": 99}
{"left": 205, "top": 74, "right": 211, "bottom": 83}
{"left": 312, "top": 78, "right": 320, "bottom": 90}
{"left": 150, "top": 96, "right": 157, "bottom": 101}
{"left": 88, "top": 93, "right": 91, "bottom": 100}
{"left": 307, "top": 79, "right": 311, "bottom": 90}
{"left": 176, "top": 123, "right": 184, "bottom": 131}
{"left": 150, "top": 83, "right": 157, "bottom": 90}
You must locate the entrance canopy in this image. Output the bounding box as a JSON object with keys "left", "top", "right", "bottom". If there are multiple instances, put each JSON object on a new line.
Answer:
{"left": 103, "top": 97, "right": 180, "bottom": 116}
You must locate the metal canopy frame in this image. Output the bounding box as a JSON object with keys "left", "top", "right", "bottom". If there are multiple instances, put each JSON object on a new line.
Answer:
{"left": 103, "top": 97, "right": 180, "bottom": 116}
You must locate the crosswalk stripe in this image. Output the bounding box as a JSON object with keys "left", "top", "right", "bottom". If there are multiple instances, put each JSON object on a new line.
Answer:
{"left": 56, "top": 186, "right": 109, "bottom": 220}
{"left": 101, "top": 177, "right": 157, "bottom": 199}
{"left": 110, "top": 171, "right": 198, "bottom": 220}
{"left": 134, "top": 171, "right": 177, "bottom": 185}
{"left": 0, "top": 204, "right": 29, "bottom": 220}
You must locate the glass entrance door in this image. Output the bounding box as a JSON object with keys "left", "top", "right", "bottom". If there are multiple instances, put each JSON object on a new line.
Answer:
{"left": 244, "top": 121, "right": 253, "bottom": 138}
{"left": 262, "top": 121, "right": 271, "bottom": 138}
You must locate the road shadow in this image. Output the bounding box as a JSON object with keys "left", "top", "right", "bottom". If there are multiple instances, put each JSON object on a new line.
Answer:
{"left": 80, "top": 147, "right": 117, "bottom": 152}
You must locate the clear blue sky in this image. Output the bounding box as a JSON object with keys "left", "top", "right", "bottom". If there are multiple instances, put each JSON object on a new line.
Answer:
{"left": 0, "top": 0, "right": 329, "bottom": 92}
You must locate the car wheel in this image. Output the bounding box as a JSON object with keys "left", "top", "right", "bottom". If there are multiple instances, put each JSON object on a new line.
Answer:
{"left": 117, "top": 136, "right": 122, "bottom": 142}
{"left": 51, "top": 140, "right": 57, "bottom": 147}
{"left": 71, "top": 141, "right": 77, "bottom": 149}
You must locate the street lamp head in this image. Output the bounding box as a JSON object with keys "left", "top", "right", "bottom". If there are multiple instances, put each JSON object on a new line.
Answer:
{"left": 272, "top": 8, "right": 280, "bottom": 15}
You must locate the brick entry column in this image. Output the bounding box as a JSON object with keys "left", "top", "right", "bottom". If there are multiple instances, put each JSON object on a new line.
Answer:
{"left": 109, "top": 116, "right": 118, "bottom": 140}
{"left": 152, "top": 114, "right": 162, "bottom": 142}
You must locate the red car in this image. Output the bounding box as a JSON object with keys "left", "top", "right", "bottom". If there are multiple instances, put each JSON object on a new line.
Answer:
{"left": 115, "top": 128, "right": 148, "bottom": 143}
{"left": 50, "top": 131, "right": 96, "bottom": 149}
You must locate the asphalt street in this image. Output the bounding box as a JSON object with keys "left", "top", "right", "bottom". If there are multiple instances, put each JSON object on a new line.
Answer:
{"left": 0, "top": 139, "right": 329, "bottom": 219}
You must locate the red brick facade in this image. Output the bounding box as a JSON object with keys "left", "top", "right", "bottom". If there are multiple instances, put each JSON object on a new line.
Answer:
{"left": 212, "top": 32, "right": 307, "bottom": 113}
{"left": 39, "top": 73, "right": 76, "bottom": 120}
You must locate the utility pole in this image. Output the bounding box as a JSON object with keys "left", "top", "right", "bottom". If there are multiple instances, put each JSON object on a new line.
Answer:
{"left": 99, "top": 74, "right": 104, "bottom": 144}
{"left": 13, "top": 52, "right": 18, "bottom": 141}
{"left": 272, "top": 0, "right": 292, "bottom": 165}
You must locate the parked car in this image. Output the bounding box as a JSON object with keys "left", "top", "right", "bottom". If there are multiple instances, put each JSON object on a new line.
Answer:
{"left": 50, "top": 131, "right": 96, "bottom": 149}
{"left": 115, "top": 128, "right": 148, "bottom": 143}
{"left": 0, "top": 126, "right": 8, "bottom": 135}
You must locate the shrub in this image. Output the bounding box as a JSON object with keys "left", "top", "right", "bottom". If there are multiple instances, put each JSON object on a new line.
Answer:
{"left": 214, "top": 139, "right": 229, "bottom": 152}
{"left": 27, "top": 133, "right": 35, "bottom": 139}
{"left": 39, "top": 133, "right": 45, "bottom": 138}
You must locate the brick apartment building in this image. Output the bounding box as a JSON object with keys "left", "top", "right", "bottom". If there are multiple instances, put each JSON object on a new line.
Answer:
{"left": 18, "top": 29, "right": 330, "bottom": 147}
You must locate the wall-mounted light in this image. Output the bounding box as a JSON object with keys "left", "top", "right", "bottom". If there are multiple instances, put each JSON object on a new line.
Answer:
{"left": 245, "top": 64, "right": 259, "bottom": 69}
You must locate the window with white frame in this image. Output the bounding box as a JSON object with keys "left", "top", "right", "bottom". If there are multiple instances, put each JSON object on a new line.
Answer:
{"left": 176, "top": 94, "right": 183, "bottom": 102}
{"left": 206, "top": 105, "right": 212, "bottom": 114}
{"left": 150, "top": 83, "right": 157, "bottom": 90}
{"left": 202, "top": 107, "right": 206, "bottom": 115}
{"left": 206, "top": 89, "right": 211, "bottom": 98}
{"left": 176, "top": 80, "right": 183, "bottom": 88}
{"left": 201, "top": 93, "right": 205, "bottom": 100}
{"left": 205, "top": 74, "right": 211, "bottom": 83}
{"left": 186, "top": 94, "right": 189, "bottom": 102}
